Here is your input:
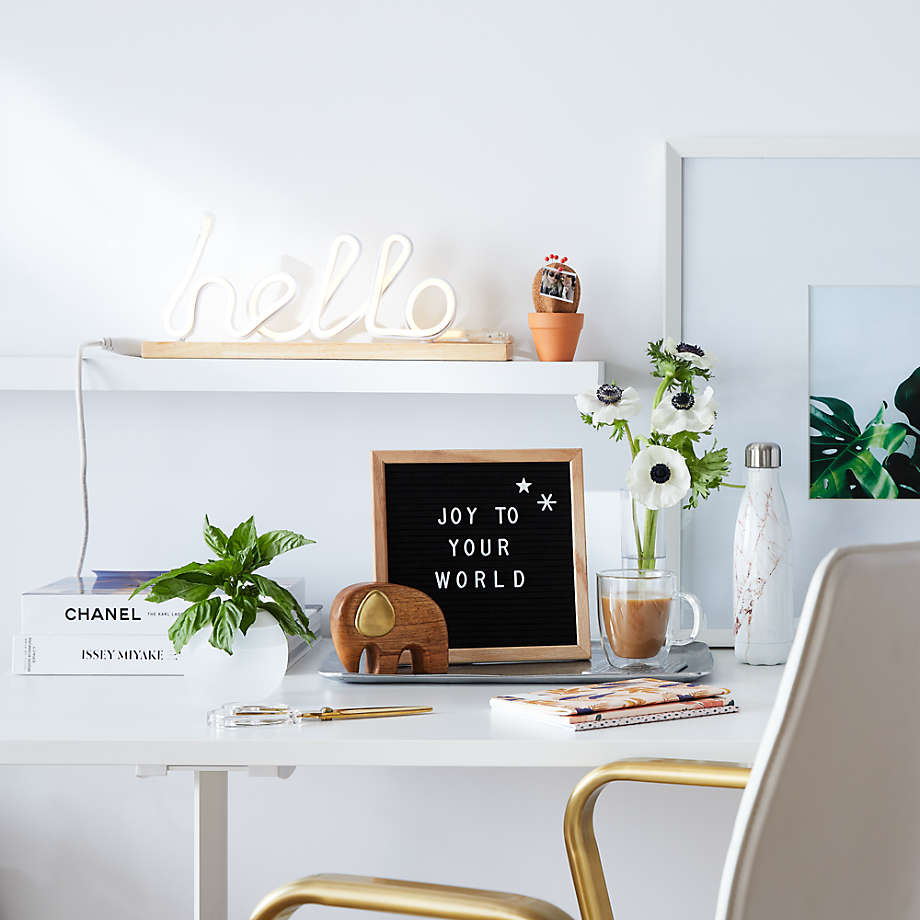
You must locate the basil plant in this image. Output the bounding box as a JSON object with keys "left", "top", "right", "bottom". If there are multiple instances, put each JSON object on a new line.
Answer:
{"left": 133, "top": 516, "right": 315, "bottom": 655}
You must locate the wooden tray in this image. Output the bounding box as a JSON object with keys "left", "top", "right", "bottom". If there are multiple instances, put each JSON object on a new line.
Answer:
{"left": 141, "top": 341, "right": 512, "bottom": 361}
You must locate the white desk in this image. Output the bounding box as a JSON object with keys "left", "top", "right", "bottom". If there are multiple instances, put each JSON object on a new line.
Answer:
{"left": 0, "top": 641, "right": 784, "bottom": 919}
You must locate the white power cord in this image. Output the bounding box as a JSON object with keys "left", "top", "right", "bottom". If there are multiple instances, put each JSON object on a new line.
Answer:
{"left": 75, "top": 338, "right": 144, "bottom": 578}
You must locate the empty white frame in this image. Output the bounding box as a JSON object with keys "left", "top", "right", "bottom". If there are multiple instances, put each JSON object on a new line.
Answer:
{"left": 664, "top": 138, "right": 920, "bottom": 644}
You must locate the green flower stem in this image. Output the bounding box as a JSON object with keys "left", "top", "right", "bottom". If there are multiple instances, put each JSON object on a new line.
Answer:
{"left": 639, "top": 506, "right": 659, "bottom": 571}
{"left": 630, "top": 498, "right": 643, "bottom": 568}
{"left": 653, "top": 375, "right": 673, "bottom": 409}
{"left": 622, "top": 421, "right": 639, "bottom": 459}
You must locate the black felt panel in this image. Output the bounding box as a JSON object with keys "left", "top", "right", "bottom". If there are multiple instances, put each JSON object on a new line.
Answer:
{"left": 383, "top": 461, "right": 577, "bottom": 649}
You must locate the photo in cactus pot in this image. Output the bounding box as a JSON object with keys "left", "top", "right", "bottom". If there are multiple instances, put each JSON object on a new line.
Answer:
{"left": 810, "top": 285, "right": 920, "bottom": 499}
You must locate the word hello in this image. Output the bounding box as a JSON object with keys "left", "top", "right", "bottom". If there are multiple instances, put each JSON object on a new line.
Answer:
{"left": 163, "top": 215, "right": 456, "bottom": 343}
{"left": 66, "top": 606, "right": 141, "bottom": 621}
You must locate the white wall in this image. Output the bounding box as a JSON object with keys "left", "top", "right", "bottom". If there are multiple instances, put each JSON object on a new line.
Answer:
{"left": 3, "top": 0, "right": 920, "bottom": 917}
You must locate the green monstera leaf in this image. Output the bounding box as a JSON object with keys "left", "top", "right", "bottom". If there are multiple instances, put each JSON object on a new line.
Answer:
{"left": 810, "top": 397, "right": 907, "bottom": 499}
{"left": 895, "top": 366, "right": 920, "bottom": 430}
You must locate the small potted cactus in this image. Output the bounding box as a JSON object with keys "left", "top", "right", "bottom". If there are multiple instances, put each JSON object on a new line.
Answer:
{"left": 528, "top": 253, "right": 584, "bottom": 361}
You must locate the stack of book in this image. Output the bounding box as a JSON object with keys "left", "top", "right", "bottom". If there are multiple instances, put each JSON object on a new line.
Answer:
{"left": 490, "top": 678, "right": 737, "bottom": 731}
{"left": 13, "top": 570, "right": 317, "bottom": 675}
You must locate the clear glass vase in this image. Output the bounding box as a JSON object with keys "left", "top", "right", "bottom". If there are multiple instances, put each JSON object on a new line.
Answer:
{"left": 619, "top": 491, "right": 668, "bottom": 571}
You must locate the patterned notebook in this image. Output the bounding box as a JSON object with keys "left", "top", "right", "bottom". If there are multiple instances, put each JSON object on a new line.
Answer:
{"left": 491, "top": 678, "right": 737, "bottom": 730}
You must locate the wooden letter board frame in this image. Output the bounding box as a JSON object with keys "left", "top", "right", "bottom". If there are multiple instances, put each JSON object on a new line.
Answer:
{"left": 372, "top": 449, "right": 590, "bottom": 663}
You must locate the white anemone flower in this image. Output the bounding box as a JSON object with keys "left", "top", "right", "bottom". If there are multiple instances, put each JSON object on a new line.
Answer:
{"left": 652, "top": 385, "right": 717, "bottom": 435}
{"left": 575, "top": 384, "right": 640, "bottom": 424}
{"left": 662, "top": 336, "right": 714, "bottom": 371}
{"left": 626, "top": 445, "right": 691, "bottom": 510}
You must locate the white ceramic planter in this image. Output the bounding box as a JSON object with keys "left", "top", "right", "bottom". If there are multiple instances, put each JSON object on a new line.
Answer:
{"left": 181, "top": 609, "right": 288, "bottom": 702}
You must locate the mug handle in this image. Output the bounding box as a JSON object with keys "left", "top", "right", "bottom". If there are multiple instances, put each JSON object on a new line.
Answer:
{"left": 674, "top": 591, "right": 703, "bottom": 645}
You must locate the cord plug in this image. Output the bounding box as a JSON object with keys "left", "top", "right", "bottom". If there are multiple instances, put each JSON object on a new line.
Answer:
{"left": 101, "top": 337, "right": 144, "bottom": 357}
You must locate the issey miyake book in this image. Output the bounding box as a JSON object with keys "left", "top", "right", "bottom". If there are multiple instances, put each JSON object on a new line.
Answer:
{"left": 12, "top": 634, "right": 183, "bottom": 675}
{"left": 20, "top": 571, "right": 307, "bottom": 634}
{"left": 11, "top": 626, "right": 322, "bottom": 676}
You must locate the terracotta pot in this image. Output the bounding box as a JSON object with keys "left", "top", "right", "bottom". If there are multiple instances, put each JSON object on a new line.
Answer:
{"left": 528, "top": 312, "right": 584, "bottom": 361}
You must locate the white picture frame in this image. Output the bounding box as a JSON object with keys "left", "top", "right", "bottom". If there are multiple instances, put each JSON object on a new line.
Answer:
{"left": 663, "top": 137, "right": 920, "bottom": 646}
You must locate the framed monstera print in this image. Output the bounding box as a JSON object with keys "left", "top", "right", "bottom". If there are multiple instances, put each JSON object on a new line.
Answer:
{"left": 810, "top": 286, "right": 920, "bottom": 500}
{"left": 665, "top": 139, "right": 920, "bottom": 644}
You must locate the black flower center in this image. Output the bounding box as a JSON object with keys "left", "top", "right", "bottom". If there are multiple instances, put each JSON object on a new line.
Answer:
{"left": 596, "top": 384, "right": 623, "bottom": 406}
{"left": 671, "top": 392, "right": 695, "bottom": 410}
{"left": 676, "top": 342, "right": 705, "bottom": 358}
{"left": 649, "top": 463, "right": 671, "bottom": 484}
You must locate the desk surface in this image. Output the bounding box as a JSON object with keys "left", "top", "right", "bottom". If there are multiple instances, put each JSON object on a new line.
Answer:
{"left": 0, "top": 641, "right": 783, "bottom": 768}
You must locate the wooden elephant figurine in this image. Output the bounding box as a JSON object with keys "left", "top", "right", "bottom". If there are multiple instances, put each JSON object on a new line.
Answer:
{"left": 329, "top": 582, "right": 449, "bottom": 674}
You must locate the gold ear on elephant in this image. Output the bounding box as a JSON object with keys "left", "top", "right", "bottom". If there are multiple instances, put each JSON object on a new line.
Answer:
{"left": 330, "top": 582, "right": 449, "bottom": 675}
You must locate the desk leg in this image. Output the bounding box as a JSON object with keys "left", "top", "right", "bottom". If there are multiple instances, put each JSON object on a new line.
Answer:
{"left": 194, "top": 769, "right": 228, "bottom": 920}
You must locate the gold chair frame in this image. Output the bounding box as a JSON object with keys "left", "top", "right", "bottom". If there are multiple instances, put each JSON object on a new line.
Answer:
{"left": 250, "top": 758, "right": 751, "bottom": 920}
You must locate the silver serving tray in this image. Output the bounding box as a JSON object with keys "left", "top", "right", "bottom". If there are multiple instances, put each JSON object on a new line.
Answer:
{"left": 318, "top": 640, "right": 713, "bottom": 684}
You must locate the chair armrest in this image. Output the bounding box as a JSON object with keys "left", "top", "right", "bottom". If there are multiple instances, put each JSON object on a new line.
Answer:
{"left": 564, "top": 759, "right": 751, "bottom": 920}
{"left": 250, "top": 873, "right": 576, "bottom": 920}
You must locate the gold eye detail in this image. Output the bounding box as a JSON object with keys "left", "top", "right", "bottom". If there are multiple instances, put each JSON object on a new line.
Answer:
{"left": 354, "top": 590, "right": 396, "bottom": 637}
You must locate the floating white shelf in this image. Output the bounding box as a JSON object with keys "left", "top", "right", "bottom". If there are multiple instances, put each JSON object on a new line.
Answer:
{"left": 0, "top": 355, "right": 604, "bottom": 395}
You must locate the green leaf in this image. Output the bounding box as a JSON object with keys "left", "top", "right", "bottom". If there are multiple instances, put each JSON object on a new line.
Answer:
{"left": 130, "top": 562, "right": 210, "bottom": 598}
{"left": 237, "top": 595, "right": 258, "bottom": 636}
{"left": 810, "top": 400, "right": 907, "bottom": 499}
{"left": 146, "top": 575, "right": 218, "bottom": 604}
{"left": 683, "top": 444, "right": 731, "bottom": 509}
{"left": 884, "top": 450, "right": 920, "bottom": 498}
{"left": 209, "top": 599, "right": 244, "bottom": 655}
{"left": 259, "top": 600, "right": 315, "bottom": 642}
{"left": 203, "top": 515, "right": 229, "bottom": 558}
{"left": 895, "top": 367, "right": 920, "bottom": 430}
{"left": 251, "top": 574, "right": 298, "bottom": 613}
{"left": 255, "top": 530, "right": 314, "bottom": 567}
{"left": 227, "top": 516, "right": 257, "bottom": 557}
{"left": 810, "top": 396, "right": 859, "bottom": 438}
{"left": 168, "top": 596, "right": 220, "bottom": 654}
{"left": 197, "top": 558, "right": 241, "bottom": 581}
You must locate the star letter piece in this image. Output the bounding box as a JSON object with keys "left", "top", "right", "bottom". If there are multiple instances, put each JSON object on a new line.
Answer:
{"left": 538, "top": 493, "right": 556, "bottom": 512}
{"left": 516, "top": 477, "right": 532, "bottom": 494}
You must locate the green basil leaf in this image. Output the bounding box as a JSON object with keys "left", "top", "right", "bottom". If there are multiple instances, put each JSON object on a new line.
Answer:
{"left": 251, "top": 574, "right": 297, "bottom": 614}
{"left": 130, "top": 562, "right": 208, "bottom": 599}
{"left": 254, "top": 530, "right": 314, "bottom": 567}
{"left": 197, "top": 558, "right": 240, "bottom": 581}
{"left": 168, "top": 596, "right": 220, "bottom": 654}
{"left": 209, "top": 599, "right": 244, "bottom": 655}
{"left": 258, "top": 600, "right": 311, "bottom": 641}
{"left": 146, "top": 577, "right": 217, "bottom": 604}
{"left": 227, "top": 517, "right": 257, "bottom": 557}
{"left": 203, "top": 515, "right": 229, "bottom": 558}
{"left": 238, "top": 595, "right": 258, "bottom": 636}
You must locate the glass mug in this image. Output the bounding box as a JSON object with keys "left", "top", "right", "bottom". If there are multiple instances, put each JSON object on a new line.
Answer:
{"left": 597, "top": 569, "right": 702, "bottom": 668}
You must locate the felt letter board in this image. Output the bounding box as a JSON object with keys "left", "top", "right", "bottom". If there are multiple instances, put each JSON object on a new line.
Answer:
{"left": 372, "top": 450, "right": 590, "bottom": 663}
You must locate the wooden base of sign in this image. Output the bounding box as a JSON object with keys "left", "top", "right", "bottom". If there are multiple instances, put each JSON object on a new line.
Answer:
{"left": 141, "top": 341, "right": 512, "bottom": 361}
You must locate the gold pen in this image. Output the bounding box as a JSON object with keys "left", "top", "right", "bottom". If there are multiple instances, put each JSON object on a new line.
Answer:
{"left": 209, "top": 703, "right": 433, "bottom": 728}
{"left": 302, "top": 705, "right": 432, "bottom": 722}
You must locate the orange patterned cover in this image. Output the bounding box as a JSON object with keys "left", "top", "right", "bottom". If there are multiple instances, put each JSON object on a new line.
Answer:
{"left": 491, "top": 678, "right": 731, "bottom": 720}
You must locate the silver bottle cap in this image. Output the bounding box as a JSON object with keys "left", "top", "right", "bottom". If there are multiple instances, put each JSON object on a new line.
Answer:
{"left": 745, "top": 442, "right": 781, "bottom": 468}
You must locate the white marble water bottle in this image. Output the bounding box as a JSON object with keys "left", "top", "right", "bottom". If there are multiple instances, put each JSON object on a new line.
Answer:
{"left": 733, "top": 442, "right": 794, "bottom": 665}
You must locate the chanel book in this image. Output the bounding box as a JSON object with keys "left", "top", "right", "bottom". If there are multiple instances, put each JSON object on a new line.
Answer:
{"left": 20, "top": 571, "right": 307, "bottom": 634}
